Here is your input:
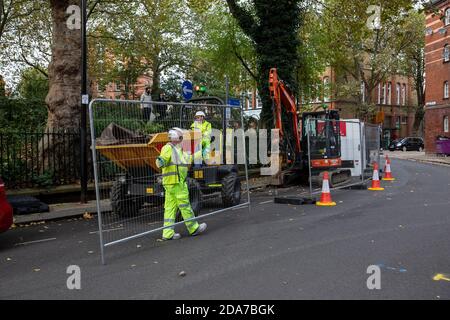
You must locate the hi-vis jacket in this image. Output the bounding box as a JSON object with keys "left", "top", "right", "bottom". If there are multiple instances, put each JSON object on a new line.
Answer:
{"left": 190, "top": 120, "right": 212, "bottom": 142}
{"left": 156, "top": 143, "right": 201, "bottom": 185}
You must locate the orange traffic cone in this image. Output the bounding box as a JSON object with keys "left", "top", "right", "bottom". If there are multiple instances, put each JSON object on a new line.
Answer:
{"left": 316, "top": 172, "right": 336, "bottom": 206}
{"left": 382, "top": 157, "right": 395, "bottom": 181}
{"left": 368, "top": 162, "right": 384, "bottom": 191}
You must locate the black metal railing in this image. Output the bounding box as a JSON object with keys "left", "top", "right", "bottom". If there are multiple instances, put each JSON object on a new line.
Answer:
{"left": 0, "top": 129, "right": 85, "bottom": 189}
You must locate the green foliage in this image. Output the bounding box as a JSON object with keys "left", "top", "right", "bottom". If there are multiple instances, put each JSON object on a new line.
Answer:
{"left": 16, "top": 67, "right": 49, "bottom": 101}
{"left": 319, "top": 0, "right": 419, "bottom": 118}
{"left": 137, "top": 122, "right": 166, "bottom": 135}
{"left": 32, "top": 170, "right": 55, "bottom": 188}
{"left": 226, "top": 0, "right": 303, "bottom": 126}
{"left": 0, "top": 96, "right": 47, "bottom": 132}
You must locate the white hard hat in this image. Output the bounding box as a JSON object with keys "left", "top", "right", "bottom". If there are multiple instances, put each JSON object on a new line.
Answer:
{"left": 168, "top": 127, "right": 184, "bottom": 141}
{"left": 195, "top": 111, "right": 206, "bottom": 117}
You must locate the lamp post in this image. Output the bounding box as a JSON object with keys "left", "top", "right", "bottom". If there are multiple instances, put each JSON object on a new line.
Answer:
{"left": 80, "top": 0, "right": 88, "bottom": 203}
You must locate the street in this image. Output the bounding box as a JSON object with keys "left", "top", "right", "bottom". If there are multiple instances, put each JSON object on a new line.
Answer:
{"left": 1, "top": 159, "right": 450, "bottom": 299}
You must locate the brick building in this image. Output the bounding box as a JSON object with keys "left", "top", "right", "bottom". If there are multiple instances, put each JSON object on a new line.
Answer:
{"left": 90, "top": 73, "right": 153, "bottom": 100}
{"left": 424, "top": 0, "right": 450, "bottom": 153}
{"left": 310, "top": 66, "right": 417, "bottom": 148}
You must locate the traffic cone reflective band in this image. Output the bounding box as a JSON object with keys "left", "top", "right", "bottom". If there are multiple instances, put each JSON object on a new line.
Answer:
{"left": 368, "top": 162, "right": 384, "bottom": 191}
{"left": 382, "top": 158, "right": 395, "bottom": 181}
{"left": 316, "top": 172, "right": 336, "bottom": 206}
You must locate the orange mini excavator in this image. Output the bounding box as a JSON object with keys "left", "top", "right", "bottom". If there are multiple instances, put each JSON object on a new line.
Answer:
{"left": 268, "top": 68, "right": 351, "bottom": 186}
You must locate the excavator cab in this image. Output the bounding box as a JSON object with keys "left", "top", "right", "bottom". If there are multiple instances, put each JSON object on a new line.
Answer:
{"left": 301, "top": 110, "right": 341, "bottom": 166}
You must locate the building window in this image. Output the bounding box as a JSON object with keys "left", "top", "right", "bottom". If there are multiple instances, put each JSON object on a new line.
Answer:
{"left": 446, "top": 8, "right": 450, "bottom": 26}
{"left": 387, "top": 82, "right": 392, "bottom": 105}
{"left": 401, "top": 116, "right": 408, "bottom": 124}
{"left": 323, "top": 77, "right": 330, "bottom": 102}
{"left": 402, "top": 84, "right": 406, "bottom": 106}
{"left": 378, "top": 83, "right": 381, "bottom": 104}
{"left": 445, "top": 81, "right": 449, "bottom": 99}
{"left": 444, "top": 116, "right": 449, "bottom": 133}
{"left": 445, "top": 45, "right": 450, "bottom": 62}
{"left": 396, "top": 116, "right": 401, "bottom": 129}
{"left": 396, "top": 83, "right": 401, "bottom": 105}
{"left": 360, "top": 81, "right": 365, "bottom": 102}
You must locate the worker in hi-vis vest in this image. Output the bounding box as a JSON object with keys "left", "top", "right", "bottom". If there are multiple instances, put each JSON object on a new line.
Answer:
{"left": 155, "top": 127, "right": 207, "bottom": 240}
{"left": 190, "top": 111, "right": 212, "bottom": 161}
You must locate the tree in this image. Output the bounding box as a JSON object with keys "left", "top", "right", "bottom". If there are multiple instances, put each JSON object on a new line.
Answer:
{"left": 16, "top": 67, "right": 49, "bottom": 101}
{"left": 45, "top": 0, "right": 81, "bottom": 130}
{"left": 189, "top": 1, "right": 256, "bottom": 97}
{"left": 319, "top": 0, "right": 417, "bottom": 119}
{"left": 88, "top": 0, "right": 194, "bottom": 100}
{"left": 401, "top": 10, "right": 425, "bottom": 134}
{"left": 226, "top": 0, "right": 304, "bottom": 126}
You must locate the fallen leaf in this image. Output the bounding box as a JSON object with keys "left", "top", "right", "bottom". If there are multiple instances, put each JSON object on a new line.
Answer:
{"left": 83, "top": 212, "right": 93, "bottom": 220}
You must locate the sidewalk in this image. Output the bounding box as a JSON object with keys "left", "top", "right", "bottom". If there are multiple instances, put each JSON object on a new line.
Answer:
{"left": 384, "top": 150, "right": 450, "bottom": 166}
{"left": 12, "top": 177, "right": 273, "bottom": 225}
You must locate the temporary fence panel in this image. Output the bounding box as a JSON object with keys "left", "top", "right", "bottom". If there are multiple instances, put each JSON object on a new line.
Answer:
{"left": 89, "top": 98, "right": 250, "bottom": 263}
{"left": 306, "top": 118, "right": 370, "bottom": 197}
{"left": 362, "top": 123, "right": 381, "bottom": 178}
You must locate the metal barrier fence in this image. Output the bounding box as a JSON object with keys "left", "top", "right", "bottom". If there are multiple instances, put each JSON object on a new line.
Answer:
{"left": 89, "top": 98, "right": 250, "bottom": 263}
{"left": 0, "top": 129, "right": 82, "bottom": 188}
{"left": 305, "top": 118, "right": 381, "bottom": 197}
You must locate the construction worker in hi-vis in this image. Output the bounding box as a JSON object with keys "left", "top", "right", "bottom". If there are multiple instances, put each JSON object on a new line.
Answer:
{"left": 156, "top": 127, "right": 207, "bottom": 240}
{"left": 190, "top": 111, "right": 212, "bottom": 161}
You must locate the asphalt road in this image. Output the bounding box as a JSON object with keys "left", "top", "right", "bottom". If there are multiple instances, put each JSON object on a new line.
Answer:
{"left": 1, "top": 159, "right": 450, "bottom": 299}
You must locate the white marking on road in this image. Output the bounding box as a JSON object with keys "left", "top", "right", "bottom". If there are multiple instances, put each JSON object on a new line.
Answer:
{"left": 259, "top": 200, "right": 273, "bottom": 205}
{"left": 89, "top": 227, "right": 124, "bottom": 234}
{"left": 15, "top": 237, "right": 57, "bottom": 246}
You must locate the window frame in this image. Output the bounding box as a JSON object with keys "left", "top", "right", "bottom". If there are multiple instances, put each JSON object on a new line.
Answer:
{"left": 444, "top": 115, "right": 449, "bottom": 133}
{"left": 396, "top": 83, "right": 401, "bottom": 105}
{"left": 323, "top": 77, "right": 330, "bottom": 102}
{"left": 444, "top": 81, "right": 449, "bottom": 99}
{"left": 445, "top": 8, "right": 450, "bottom": 26}
{"left": 387, "top": 82, "right": 392, "bottom": 105}
{"left": 444, "top": 44, "right": 450, "bottom": 62}
{"left": 402, "top": 84, "right": 406, "bottom": 106}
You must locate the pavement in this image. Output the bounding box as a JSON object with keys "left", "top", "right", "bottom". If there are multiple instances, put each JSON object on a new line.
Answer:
{"left": 1, "top": 159, "right": 450, "bottom": 299}
{"left": 385, "top": 150, "right": 450, "bottom": 166}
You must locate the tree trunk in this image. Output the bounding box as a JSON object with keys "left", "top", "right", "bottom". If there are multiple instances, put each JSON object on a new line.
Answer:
{"left": 39, "top": 0, "right": 82, "bottom": 181}
{"left": 227, "top": 0, "right": 301, "bottom": 128}
{"left": 45, "top": 0, "right": 81, "bottom": 130}
{"left": 412, "top": 61, "right": 425, "bottom": 136}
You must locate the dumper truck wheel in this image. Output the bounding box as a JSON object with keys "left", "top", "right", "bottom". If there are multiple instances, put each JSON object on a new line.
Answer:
{"left": 176, "top": 178, "right": 202, "bottom": 222}
{"left": 111, "top": 179, "right": 141, "bottom": 217}
{"left": 221, "top": 172, "right": 241, "bottom": 207}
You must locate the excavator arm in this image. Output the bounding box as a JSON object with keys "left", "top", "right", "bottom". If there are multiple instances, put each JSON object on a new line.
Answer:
{"left": 268, "top": 68, "right": 301, "bottom": 154}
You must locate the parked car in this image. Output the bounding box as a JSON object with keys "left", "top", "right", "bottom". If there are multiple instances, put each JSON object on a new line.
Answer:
{"left": 0, "top": 177, "right": 13, "bottom": 233}
{"left": 388, "top": 137, "right": 424, "bottom": 152}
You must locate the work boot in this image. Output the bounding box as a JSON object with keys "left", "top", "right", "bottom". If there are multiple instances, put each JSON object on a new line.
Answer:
{"left": 191, "top": 223, "right": 207, "bottom": 236}
{"left": 162, "top": 233, "right": 181, "bottom": 241}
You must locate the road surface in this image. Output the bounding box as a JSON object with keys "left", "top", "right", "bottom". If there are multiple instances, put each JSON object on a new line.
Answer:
{"left": 1, "top": 159, "right": 450, "bottom": 299}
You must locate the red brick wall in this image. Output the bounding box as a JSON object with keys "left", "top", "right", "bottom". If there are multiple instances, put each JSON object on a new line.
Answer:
{"left": 424, "top": 106, "right": 450, "bottom": 152}
{"left": 425, "top": 1, "right": 450, "bottom": 153}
